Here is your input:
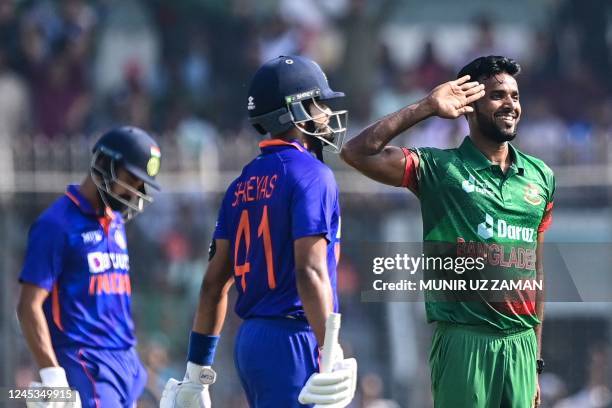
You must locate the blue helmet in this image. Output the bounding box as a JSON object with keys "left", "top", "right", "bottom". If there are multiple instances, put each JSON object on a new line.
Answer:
{"left": 91, "top": 126, "right": 161, "bottom": 220}
{"left": 247, "top": 55, "right": 348, "bottom": 154}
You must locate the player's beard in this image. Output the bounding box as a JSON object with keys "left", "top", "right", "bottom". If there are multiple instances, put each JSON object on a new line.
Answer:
{"left": 98, "top": 190, "right": 131, "bottom": 214}
{"left": 474, "top": 105, "right": 518, "bottom": 143}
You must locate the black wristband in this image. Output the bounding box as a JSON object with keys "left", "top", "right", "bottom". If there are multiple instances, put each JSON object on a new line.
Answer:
{"left": 536, "top": 358, "right": 545, "bottom": 374}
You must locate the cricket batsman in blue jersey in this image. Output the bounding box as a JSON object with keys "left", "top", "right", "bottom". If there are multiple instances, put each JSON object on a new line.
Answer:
{"left": 17, "top": 127, "right": 162, "bottom": 407}
{"left": 160, "top": 56, "right": 358, "bottom": 408}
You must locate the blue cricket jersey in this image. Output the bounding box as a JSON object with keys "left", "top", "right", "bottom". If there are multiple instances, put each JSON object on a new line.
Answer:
{"left": 19, "top": 185, "right": 135, "bottom": 349}
{"left": 214, "top": 139, "right": 341, "bottom": 319}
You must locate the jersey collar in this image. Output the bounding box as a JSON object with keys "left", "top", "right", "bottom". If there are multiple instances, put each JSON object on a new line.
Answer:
{"left": 65, "top": 184, "right": 116, "bottom": 220}
{"left": 459, "top": 136, "right": 524, "bottom": 174}
{"left": 258, "top": 139, "right": 307, "bottom": 153}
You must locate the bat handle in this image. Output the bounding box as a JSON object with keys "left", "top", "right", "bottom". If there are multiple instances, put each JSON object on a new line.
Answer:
{"left": 319, "top": 313, "right": 341, "bottom": 373}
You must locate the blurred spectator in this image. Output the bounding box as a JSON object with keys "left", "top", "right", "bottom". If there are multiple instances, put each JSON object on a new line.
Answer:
{"left": 465, "top": 15, "right": 501, "bottom": 62}
{"left": 517, "top": 98, "right": 568, "bottom": 165}
{"left": 0, "top": 0, "right": 22, "bottom": 70}
{"left": 372, "top": 67, "right": 426, "bottom": 123}
{"left": 142, "top": 340, "right": 172, "bottom": 401}
{"left": 414, "top": 39, "right": 452, "bottom": 91}
{"left": 93, "top": 0, "right": 159, "bottom": 99}
{"left": 554, "top": 344, "right": 611, "bottom": 408}
{"left": 406, "top": 116, "right": 469, "bottom": 150}
{"left": 539, "top": 373, "right": 567, "bottom": 407}
{"left": 338, "top": 0, "right": 398, "bottom": 121}
{"left": 258, "top": 13, "right": 300, "bottom": 62}
{"left": 359, "top": 373, "right": 401, "bottom": 408}
{"left": 176, "top": 114, "right": 220, "bottom": 177}
{"left": 0, "top": 48, "right": 28, "bottom": 193}
{"left": 204, "top": 0, "right": 260, "bottom": 130}
{"left": 181, "top": 29, "right": 212, "bottom": 106}
{"left": 107, "top": 61, "right": 152, "bottom": 130}
{"left": 26, "top": 35, "right": 91, "bottom": 138}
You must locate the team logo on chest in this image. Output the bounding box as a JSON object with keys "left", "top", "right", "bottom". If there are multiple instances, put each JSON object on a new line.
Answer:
{"left": 523, "top": 183, "right": 543, "bottom": 206}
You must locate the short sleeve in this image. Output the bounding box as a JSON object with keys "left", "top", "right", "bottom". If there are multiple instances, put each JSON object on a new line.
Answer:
{"left": 538, "top": 173, "right": 555, "bottom": 233}
{"left": 411, "top": 147, "right": 439, "bottom": 199}
{"left": 213, "top": 189, "right": 232, "bottom": 240}
{"left": 291, "top": 168, "right": 338, "bottom": 242}
{"left": 400, "top": 147, "right": 420, "bottom": 194}
{"left": 19, "top": 219, "right": 66, "bottom": 291}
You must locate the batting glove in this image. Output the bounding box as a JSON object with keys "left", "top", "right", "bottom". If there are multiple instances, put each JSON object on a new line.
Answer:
{"left": 27, "top": 367, "right": 81, "bottom": 408}
{"left": 298, "top": 346, "right": 358, "bottom": 408}
{"left": 160, "top": 362, "right": 217, "bottom": 408}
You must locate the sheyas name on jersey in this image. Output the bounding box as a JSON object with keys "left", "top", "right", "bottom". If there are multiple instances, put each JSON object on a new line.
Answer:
{"left": 87, "top": 252, "right": 130, "bottom": 273}
{"left": 232, "top": 174, "right": 278, "bottom": 207}
{"left": 477, "top": 213, "right": 535, "bottom": 243}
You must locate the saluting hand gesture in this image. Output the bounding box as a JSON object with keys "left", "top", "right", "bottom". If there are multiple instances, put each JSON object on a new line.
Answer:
{"left": 426, "top": 75, "right": 486, "bottom": 119}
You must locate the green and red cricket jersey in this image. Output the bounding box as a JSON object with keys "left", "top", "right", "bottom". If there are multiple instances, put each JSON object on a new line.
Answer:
{"left": 402, "top": 136, "right": 555, "bottom": 331}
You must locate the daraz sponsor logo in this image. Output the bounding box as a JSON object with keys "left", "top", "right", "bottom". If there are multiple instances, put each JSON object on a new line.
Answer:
{"left": 477, "top": 213, "right": 535, "bottom": 243}
{"left": 462, "top": 175, "right": 493, "bottom": 197}
{"left": 87, "top": 252, "right": 130, "bottom": 273}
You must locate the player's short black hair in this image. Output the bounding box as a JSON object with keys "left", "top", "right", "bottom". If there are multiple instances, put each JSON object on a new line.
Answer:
{"left": 457, "top": 56, "right": 521, "bottom": 82}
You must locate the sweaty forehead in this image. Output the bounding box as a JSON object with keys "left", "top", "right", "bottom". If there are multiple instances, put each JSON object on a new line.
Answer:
{"left": 481, "top": 73, "right": 519, "bottom": 93}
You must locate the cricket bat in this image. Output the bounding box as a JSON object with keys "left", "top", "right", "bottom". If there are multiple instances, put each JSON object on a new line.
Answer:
{"left": 319, "top": 312, "right": 341, "bottom": 373}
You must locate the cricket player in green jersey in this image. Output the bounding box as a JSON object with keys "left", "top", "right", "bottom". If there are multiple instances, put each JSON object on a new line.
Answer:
{"left": 341, "top": 56, "right": 554, "bottom": 408}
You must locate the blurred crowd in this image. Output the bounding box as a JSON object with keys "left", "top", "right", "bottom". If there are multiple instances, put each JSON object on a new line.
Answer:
{"left": 0, "top": 0, "right": 610, "bottom": 178}
{"left": 4, "top": 0, "right": 611, "bottom": 406}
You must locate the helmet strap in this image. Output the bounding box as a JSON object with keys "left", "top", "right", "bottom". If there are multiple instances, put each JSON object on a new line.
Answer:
{"left": 308, "top": 135, "right": 325, "bottom": 162}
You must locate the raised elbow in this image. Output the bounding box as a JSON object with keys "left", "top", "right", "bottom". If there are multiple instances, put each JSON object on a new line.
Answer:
{"left": 339, "top": 142, "right": 357, "bottom": 167}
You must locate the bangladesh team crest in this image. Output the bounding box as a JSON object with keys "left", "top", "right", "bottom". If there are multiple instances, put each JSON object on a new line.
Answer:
{"left": 523, "top": 183, "right": 542, "bottom": 206}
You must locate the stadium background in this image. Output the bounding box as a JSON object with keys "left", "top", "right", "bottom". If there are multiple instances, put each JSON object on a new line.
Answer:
{"left": 0, "top": 0, "right": 610, "bottom": 406}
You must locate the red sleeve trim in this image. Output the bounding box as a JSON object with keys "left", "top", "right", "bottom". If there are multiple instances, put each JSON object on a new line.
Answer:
{"left": 538, "top": 201, "right": 554, "bottom": 233}
{"left": 52, "top": 283, "right": 63, "bottom": 331}
{"left": 400, "top": 147, "right": 419, "bottom": 194}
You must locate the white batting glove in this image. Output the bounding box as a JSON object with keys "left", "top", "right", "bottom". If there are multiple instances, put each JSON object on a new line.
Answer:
{"left": 298, "top": 346, "right": 358, "bottom": 408}
{"left": 160, "top": 362, "right": 217, "bottom": 408}
{"left": 27, "top": 367, "right": 81, "bottom": 408}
